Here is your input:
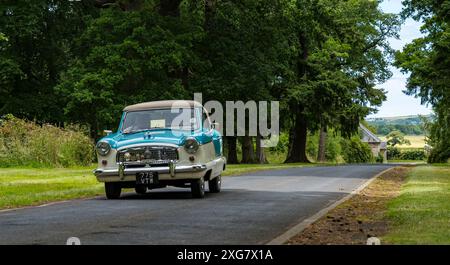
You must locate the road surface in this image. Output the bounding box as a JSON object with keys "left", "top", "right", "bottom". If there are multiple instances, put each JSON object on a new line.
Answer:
{"left": 0, "top": 165, "right": 394, "bottom": 245}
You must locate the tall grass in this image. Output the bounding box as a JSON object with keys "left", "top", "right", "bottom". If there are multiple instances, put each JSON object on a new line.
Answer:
{"left": 0, "top": 115, "right": 94, "bottom": 167}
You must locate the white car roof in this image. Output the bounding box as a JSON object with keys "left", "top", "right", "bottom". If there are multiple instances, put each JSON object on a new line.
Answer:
{"left": 123, "top": 100, "right": 202, "bottom": 112}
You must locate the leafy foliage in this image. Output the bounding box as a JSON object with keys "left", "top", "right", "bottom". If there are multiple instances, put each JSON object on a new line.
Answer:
{"left": 0, "top": 115, "right": 94, "bottom": 167}
{"left": 395, "top": 0, "right": 450, "bottom": 163}
{"left": 57, "top": 1, "right": 204, "bottom": 137}
{"left": 400, "top": 150, "right": 426, "bottom": 161}
{"left": 0, "top": 0, "right": 98, "bottom": 123}
{"left": 340, "top": 136, "right": 373, "bottom": 164}
{"left": 306, "top": 130, "right": 342, "bottom": 162}
{"left": 367, "top": 115, "right": 430, "bottom": 135}
{"left": 387, "top": 146, "right": 401, "bottom": 160}
{"left": 387, "top": 146, "right": 426, "bottom": 161}
{"left": 0, "top": 0, "right": 402, "bottom": 164}
{"left": 374, "top": 124, "right": 424, "bottom": 136}
{"left": 283, "top": 0, "right": 399, "bottom": 163}
{"left": 386, "top": 130, "right": 411, "bottom": 147}
{"left": 375, "top": 153, "right": 385, "bottom": 164}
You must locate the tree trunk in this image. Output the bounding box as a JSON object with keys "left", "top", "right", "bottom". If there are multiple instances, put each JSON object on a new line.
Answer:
{"left": 226, "top": 136, "right": 239, "bottom": 164}
{"left": 158, "top": 0, "right": 189, "bottom": 90}
{"left": 285, "top": 111, "right": 310, "bottom": 163}
{"left": 285, "top": 32, "right": 310, "bottom": 164}
{"left": 205, "top": 0, "right": 216, "bottom": 30}
{"left": 91, "top": 115, "right": 100, "bottom": 141}
{"left": 317, "top": 126, "right": 327, "bottom": 162}
{"left": 241, "top": 136, "right": 257, "bottom": 164}
{"left": 256, "top": 134, "right": 269, "bottom": 164}
{"left": 180, "top": 66, "right": 189, "bottom": 90}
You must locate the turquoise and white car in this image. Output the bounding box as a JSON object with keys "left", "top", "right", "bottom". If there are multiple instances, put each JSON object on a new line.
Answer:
{"left": 93, "top": 100, "right": 226, "bottom": 199}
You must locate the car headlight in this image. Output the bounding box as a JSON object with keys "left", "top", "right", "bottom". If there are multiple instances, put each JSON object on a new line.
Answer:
{"left": 96, "top": 141, "right": 111, "bottom": 156}
{"left": 184, "top": 137, "right": 199, "bottom": 154}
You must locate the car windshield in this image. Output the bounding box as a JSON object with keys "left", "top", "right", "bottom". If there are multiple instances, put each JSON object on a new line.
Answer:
{"left": 121, "top": 108, "right": 200, "bottom": 133}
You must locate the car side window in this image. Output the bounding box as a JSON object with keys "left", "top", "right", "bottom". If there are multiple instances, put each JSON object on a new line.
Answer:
{"left": 202, "top": 108, "right": 212, "bottom": 131}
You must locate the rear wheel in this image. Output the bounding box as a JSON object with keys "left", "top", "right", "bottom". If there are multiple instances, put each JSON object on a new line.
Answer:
{"left": 191, "top": 177, "right": 205, "bottom": 198}
{"left": 135, "top": 185, "right": 147, "bottom": 195}
{"left": 105, "top": 182, "right": 121, "bottom": 199}
{"left": 208, "top": 175, "right": 222, "bottom": 193}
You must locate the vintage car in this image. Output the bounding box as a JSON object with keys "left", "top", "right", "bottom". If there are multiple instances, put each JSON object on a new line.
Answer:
{"left": 93, "top": 100, "right": 226, "bottom": 199}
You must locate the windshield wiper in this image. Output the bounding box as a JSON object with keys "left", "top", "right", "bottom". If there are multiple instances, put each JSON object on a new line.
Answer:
{"left": 123, "top": 128, "right": 170, "bottom": 135}
{"left": 123, "top": 129, "right": 154, "bottom": 135}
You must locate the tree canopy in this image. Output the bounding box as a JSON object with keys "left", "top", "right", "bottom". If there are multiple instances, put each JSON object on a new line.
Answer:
{"left": 395, "top": 0, "right": 450, "bottom": 162}
{"left": 0, "top": 0, "right": 98, "bottom": 123}
{"left": 282, "top": 0, "right": 399, "bottom": 162}
{"left": 1, "top": 0, "right": 403, "bottom": 163}
{"left": 386, "top": 130, "right": 411, "bottom": 147}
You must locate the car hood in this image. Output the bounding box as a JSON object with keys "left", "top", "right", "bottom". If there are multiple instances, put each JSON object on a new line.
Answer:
{"left": 99, "top": 129, "right": 212, "bottom": 149}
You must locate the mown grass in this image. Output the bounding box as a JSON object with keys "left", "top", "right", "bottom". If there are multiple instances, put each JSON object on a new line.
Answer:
{"left": 383, "top": 165, "right": 450, "bottom": 244}
{"left": 0, "top": 162, "right": 316, "bottom": 210}
{"left": 0, "top": 166, "right": 103, "bottom": 209}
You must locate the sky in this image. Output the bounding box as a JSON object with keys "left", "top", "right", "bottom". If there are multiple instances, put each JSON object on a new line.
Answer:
{"left": 367, "top": 0, "right": 433, "bottom": 118}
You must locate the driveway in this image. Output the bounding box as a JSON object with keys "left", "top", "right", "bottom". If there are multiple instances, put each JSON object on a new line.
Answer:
{"left": 0, "top": 165, "right": 394, "bottom": 245}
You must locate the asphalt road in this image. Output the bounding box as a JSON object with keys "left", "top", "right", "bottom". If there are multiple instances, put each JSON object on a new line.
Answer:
{"left": 0, "top": 165, "right": 394, "bottom": 245}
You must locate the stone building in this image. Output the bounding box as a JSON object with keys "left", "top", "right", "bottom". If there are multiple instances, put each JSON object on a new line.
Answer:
{"left": 360, "top": 124, "right": 387, "bottom": 162}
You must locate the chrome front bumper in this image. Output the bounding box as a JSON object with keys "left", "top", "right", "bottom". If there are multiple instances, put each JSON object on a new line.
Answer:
{"left": 93, "top": 163, "right": 207, "bottom": 178}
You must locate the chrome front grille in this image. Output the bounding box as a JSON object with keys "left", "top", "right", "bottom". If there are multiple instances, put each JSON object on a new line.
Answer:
{"left": 117, "top": 146, "right": 178, "bottom": 166}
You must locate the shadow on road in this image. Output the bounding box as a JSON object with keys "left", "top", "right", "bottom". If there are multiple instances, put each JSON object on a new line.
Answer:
{"left": 119, "top": 190, "right": 197, "bottom": 200}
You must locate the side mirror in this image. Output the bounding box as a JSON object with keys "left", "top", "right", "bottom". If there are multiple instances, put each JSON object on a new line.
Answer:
{"left": 103, "top": 130, "right": 113, "bottom": 136}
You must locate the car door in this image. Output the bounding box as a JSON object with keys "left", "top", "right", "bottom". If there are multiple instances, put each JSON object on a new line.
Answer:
{"left": 202, "top": 108, "right": 222, "bottom": 158}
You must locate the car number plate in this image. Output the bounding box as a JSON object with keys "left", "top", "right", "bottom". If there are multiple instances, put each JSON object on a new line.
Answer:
{"left": 136, "top": 172, "right": 158, "bottom": 185}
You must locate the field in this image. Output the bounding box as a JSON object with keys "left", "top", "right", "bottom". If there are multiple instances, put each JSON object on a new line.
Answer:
{"left": 379, "top": 135, "right": 427, "bottom": 149}
{"left": 383, "top": 165, "right": 450, "bottom": 244}
{"left": 0, "top": 163, "right": 314, "bottom": 210}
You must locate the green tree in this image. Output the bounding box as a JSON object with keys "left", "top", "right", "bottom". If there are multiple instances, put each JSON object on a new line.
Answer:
{"left": 57, "top": 0, "right": 203, "bottom": 138}
{"left": 0, "top": 0, "right": 403, "bottom": 166}
{"left": 341, "top": 136, "right": 373, "bottom": 164}
{"left": 395, "top": 0, "right": 450, "bottom": 162}
{"left": 189, "top": 0, "right": 291, "bottom": 164}
{"left": 283, "top": 0, "right": 399, "bottom": 163}
{"left": 0, "top": 0, "right": 98, "bottom": 123}
{"left": 386, "top": 130, "right": 411, "bottom": 147}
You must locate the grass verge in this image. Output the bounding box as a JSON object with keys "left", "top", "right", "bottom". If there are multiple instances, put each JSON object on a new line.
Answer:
{"left": 288, "top": 165, "right": 450, "bottom": 245}
{"left": 0, "top": 162, "right": 315, "bottom": 210}
{"left": 287, "top": 166, "right": 410, "bottom": 245}
{"left": 0, "top": 167, "right": 102, "bottom": 210}
{"left": 383, "top": 165, "right": 450, "bottom": 244}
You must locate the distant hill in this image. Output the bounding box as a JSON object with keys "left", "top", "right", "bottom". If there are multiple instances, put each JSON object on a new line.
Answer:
{"left": 366, "top": 115, "right": 432, "bottom": 136}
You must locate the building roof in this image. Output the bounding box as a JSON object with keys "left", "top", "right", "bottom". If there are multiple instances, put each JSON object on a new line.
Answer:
{"left": 124, "top": 100, "right": 202, "bottom": 112}
{"left": 360, "top": 124, "right": 382, "bottom": 143}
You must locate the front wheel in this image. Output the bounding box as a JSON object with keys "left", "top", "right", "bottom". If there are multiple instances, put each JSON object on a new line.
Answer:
{"left": 105, "top": 182, "right": 121, "bottom": 199}
{"left": 191, "top": 177, "right": 205, "bottom": 198}
{"left": 209, "top": 175, "right": 222, "bottom": 193}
